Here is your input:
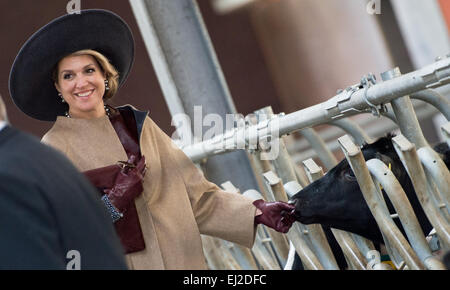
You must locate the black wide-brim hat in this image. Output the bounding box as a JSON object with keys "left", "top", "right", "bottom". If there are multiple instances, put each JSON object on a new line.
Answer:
{"left": 9, "top": 9, "right": 134, "bottom": 121}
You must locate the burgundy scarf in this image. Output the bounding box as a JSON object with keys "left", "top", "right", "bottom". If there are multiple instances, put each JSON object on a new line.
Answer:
{"left": 84, "top": 107, "right": 146, "bottom": 254}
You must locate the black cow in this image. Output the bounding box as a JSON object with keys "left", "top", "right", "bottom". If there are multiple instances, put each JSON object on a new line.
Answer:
{"left": 288, "top": 135, "right": 449, "bottom": 269}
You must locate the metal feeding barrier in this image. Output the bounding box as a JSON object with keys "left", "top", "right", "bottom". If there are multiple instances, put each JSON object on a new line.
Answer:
{"left": 179, "top": 55, "right": 450, "bottom": 270}
{"left": 182, "top": 56, "right": 450, "bottom": 162}
{"left": 130, "top": 0, "right": 449, "bottom": 270}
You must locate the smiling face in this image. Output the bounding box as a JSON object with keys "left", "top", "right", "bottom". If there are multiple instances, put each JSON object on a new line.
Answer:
{"left": 55, "top": 54, "right": 107, "bottom": 119}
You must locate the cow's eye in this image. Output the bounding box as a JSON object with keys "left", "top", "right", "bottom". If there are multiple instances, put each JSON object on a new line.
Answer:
{"left": 344, "top": 170, "right": 357, "bottom": 181}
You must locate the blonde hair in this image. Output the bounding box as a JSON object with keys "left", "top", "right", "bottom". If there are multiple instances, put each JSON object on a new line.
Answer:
{"left": 0, "top": 94, "right": 8, "bottom": 122}
{"left": 53, "top": 49, "right": 120, "bottom": 101}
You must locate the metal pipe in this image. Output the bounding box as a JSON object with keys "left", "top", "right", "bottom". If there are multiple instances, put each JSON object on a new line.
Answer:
{"left": 255, "top": 107, "right": 342, "bottom": 270}
{"left": 218, "top": 184, "right": 262, "bottom": 270}
{"left": 130, "top": 0, "right": 261, "bottom": 193}
{"left": 417, "top": 146, "right": 450, "bottom": 213}
{"left": 295, "top": 124, "right": 377, "bottom": 260}
{"left": 442, "top": 122, "right": 450, "bottom": 147}
{"left": 253, "top": 154, "right": 277, "bottom": 202}
{"left": 338, "top": 135, "right": 424, "bottom": 270}
{"left": 294, "top": 162, "right": 376, "bottom": 270}
{"left": 381, "top": 104, "right": 398, "bottom": 126}
{"left": 129, "top": 0, "right": 191, "bottom": 121}
{"left": 301, "top": 159, "right": 367, "bottom": 270}
{"left": 243, "top": 189, "right": 282, "bottom": 269}
{"left": 293, "top": 164, "right": 309, "bottom": 188}
{"left": 410, "top": 89, "right": 450, "bottom": 120}
{"left": 330, "top": 119, "right": 375, "bottom": 145}
{"left": 262, "top": 172, "right": 324, "bottom": 270}
{"left": 299, "top": 128, "right": 338, "bottom": 170}
{"left": 392, "top": 135, "right": 450, "bottom": 249}
{"left": 286, "top": 225, "right": 324, "bottom": 270}
{"left": 262, "top": 171, "right": 328, "bottom": 269}
{"left": 288, "top": 100, "right": 432, "bottom": 155}
{"left": 251, "top": 232, "right": 282, "bottom": 270}
{"left": 299, "top": 161, "right": 340, "bottom": 270}
{"left": 253, "top": 107, "right": 311, "bottom": 187}
{"left": 243, "top": 190, "right": 289, "bottom": 267}
{"left": 289, "top": 101, "right": 437, "bottom": 163}
{"left": 183, "top": 56, "right": 450, "bottom": 162}
{"left": 246, "top": 161, "right": 290, "bottom": 267}
{"left": 366, "top": 159, "right": 445, "bottom": 270}
{"left": 254, "top": 107, "right": 299, "bottom": 184}
{"left": 380, "top": 67, "right": 428, "bottom": 148}
{"left": 381, "top": 68, "right": 449, "bottom": 221}
{"left": 201, "top": 235, "right": 242, "bottom": 269}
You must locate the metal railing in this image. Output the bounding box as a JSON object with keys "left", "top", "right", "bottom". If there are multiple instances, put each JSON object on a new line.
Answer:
{"left": 181, "top": 59, "right": 450, "bottom": 270}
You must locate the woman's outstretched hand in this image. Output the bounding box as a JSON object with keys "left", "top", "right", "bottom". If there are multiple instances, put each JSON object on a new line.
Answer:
{"left": 253, "top": 199, "right": 296, "bottom": 233}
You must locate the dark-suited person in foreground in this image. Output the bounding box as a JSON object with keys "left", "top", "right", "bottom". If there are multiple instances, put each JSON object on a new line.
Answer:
{"left": 0, "top": 94, "right": 127, "bottom": 269}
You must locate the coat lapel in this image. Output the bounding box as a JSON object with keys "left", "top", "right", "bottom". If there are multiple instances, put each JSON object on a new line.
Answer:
{"left": 116, "top": 104, "right": 148, "bottom": 141}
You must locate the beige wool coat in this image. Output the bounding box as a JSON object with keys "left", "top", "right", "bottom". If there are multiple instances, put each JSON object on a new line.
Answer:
{"left": 41, "top": 106, "right": 257, "bottom": 269}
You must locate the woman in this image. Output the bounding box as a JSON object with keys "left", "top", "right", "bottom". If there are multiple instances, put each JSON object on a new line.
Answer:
{"left": 9, "top": 9, "right": 295, "bottom": 269}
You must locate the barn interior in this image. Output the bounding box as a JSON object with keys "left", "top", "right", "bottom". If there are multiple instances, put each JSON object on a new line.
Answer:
{"left": 1, "top": 0, "right": 449, "bottom": 270}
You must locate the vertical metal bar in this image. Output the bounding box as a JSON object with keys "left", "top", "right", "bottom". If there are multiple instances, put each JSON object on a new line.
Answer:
{"left": 130, "top": 0, "right": 261, "bottom": 193}
{"left": 219, "top": 182, "right": 261, "bottom": 270}
{"left": 417, "top": 147, "right": 450, "bottom": 210}
{"left": 240, "top": 176, "right": 284, "bottom": 269}
{"left": 128, "top": 0, "right": 191, "bottom": 120}
{"left": 442, "top": 122, "right": 450, "bottom": 147}
{"left": 261, "top": 171, "right": 312, "bottom": 267}
{"left": 380, "top": 67, "right": 428, "bottom": 148}
{"left": 223, "top": 240, "right": 259, "bottom": 270}
{"left": 284, "top": 180, "right": 371, "bottom": 270}
{"left": 251, "top": 234, "right": 282, "bottom": 269}
{"left": 293, "top": 166, "right": 310, "bottom": 188}
{"left": 260, "top": 125, "right": 341, "bottom": 268}
{"left": 254, "top": 154, "right": 277, "bottom": 202}
{"left": 302, "top": 159, "right": 362, "bottom": 270}
{"left": 254, "top": 107, "right": 304, "bottom": 185}
{"left": 366, "top": 159, "right": 445, "bottom": 270}
{"left": 392, "top": 135, "right": 450, "bottom": 248}
{"left": 299, "top": 159, "right": 369, "bottom": 270}
{"left": 338, "top": 135, "right": 424, "bottom": 270}
{"left": 381, "top": 67, "right": 449, "bottom": 219}
{"left": 262, "top": 171, "right": 324, "bottom": 270}
{"left": 286, "top": 226, "right": 324, "bottom": 270}
{"left": 297, "top": 125, "right": 377, "bottom": 260}
{"left": 264, "top": 170, "right": 340, "bottom": 269}
{"left": 380, "top": 107, "right": 399, "bottom": 124}
{"left": 201, "top": 235, "right": 241, "bottom": 269}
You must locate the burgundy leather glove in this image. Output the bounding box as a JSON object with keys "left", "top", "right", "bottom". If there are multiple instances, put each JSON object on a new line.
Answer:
{"left": 104, "top": 155, "right": 147, "bottom": 213}
{"left": 253, "top": 199, "right": 296, "bottom": 233}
